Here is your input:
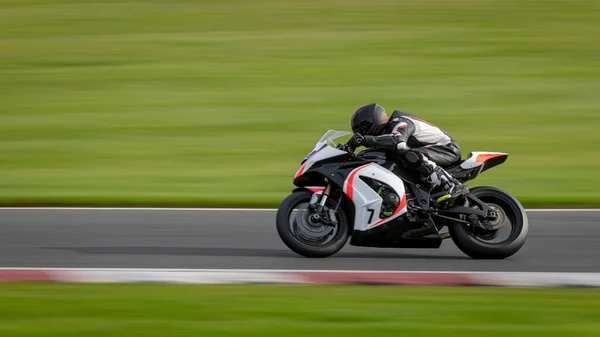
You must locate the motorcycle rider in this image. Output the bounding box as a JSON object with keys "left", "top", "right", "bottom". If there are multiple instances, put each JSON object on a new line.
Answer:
{"left": 348, "top": 103, "right": 469, "bottom": 204}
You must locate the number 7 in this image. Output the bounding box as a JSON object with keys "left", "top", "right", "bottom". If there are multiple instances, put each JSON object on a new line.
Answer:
{"left": 367, "top": 208, "right": 375, "bottom": 223}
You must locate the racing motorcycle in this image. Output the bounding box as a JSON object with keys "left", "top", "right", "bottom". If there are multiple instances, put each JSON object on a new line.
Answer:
{"left": 276, "top": 130, "right": 528, "bottom": 259}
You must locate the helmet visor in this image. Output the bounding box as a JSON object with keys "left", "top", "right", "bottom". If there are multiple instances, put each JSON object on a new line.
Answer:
{"left": 352, "top": 116, "right": 375, "bottom": 135}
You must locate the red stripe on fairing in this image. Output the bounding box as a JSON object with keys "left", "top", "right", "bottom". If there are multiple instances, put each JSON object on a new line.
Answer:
{"left": 307, "top": 187, "right": 325, "bottom": 194}
{"left": 345, "top": 164, "right": 373, "bottom": 201}
{"left": 368, "top": 193, "right": 407, "bottom": 229}
{"left": 294, "top": 163, "right": 307, "bottom": 179}
{"left": 475, "top": 153, "right": 506, "bottom": 163}
{"left": 346, "top": 171, "right": 358, "bottom": 201}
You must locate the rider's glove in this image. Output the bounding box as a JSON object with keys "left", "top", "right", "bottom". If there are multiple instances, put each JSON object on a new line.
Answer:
{"left": 363, "top": 135, "right": 376, "bottom": 147}
{"left": 349, "top": 133, "right": 365, "bottom": 148}
{"left": 349, "top": 134, "right": 377, "bottom": 148}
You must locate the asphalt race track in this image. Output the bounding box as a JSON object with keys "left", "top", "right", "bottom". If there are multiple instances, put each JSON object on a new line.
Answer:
{"left": 0, "top": 209, "right": 598, "bottom": 272}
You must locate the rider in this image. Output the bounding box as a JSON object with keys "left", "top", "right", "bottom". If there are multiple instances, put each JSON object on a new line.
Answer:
{"left": 348, "top": 103, "right": 469, "bottom": 204}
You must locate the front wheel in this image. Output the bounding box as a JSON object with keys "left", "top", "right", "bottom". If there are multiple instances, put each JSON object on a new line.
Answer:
{"left": 276, "top": 190, "right": 350, "bottom": 258}
{"left": 449, "top": 186, "right": 529, "bottom": 259}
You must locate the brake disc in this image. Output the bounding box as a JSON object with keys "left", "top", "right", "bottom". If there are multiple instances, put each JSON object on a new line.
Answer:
{"left": 484, "top": 203, "right": 508, "bottom": 230}
{"left": 294, "top": 205, "right": 334, "bottom": 241}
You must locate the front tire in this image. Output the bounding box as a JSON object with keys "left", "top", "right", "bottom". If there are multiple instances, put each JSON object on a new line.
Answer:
{"left": 449, "top": 186, "right": 529, "bottom": 259}
{"left": 276, "top": 190, "right": 350, "bottom": 258}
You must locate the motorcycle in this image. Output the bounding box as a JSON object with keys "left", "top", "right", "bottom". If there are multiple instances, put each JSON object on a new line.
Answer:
{"left": 276, "top": 130, "right": 528, "bottom": 259}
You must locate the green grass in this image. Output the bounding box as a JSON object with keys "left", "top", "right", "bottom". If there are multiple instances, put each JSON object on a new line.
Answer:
{"left": 1, "top": 0, "right": 599, "bottom": 207}
{"left": 0, "top": 284, "right": 599, "bottom": 336}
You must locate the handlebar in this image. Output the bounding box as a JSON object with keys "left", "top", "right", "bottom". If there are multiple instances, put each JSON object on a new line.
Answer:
{"left": 336, "top": 142, "right": 355, "bottom": 153}
{"left": 339, "top": 133, "right": 411, "bottom": 155}
{"left": 342, "top": 133, "right": 363, "bottom": 153}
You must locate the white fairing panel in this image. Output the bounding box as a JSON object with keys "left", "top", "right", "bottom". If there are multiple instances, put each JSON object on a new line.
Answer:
{"left": 295, "top": 146, "right": 346, "bottom": 179}
{"left": 343, "top": 163, "right": 408, "bottom": 231}
{"left": 460, "top": 151, "right": 507, "bottom": 169}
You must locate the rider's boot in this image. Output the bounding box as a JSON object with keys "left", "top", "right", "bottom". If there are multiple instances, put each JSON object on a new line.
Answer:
{"left": 417, "top": 157, "right": 469, "bottom": 205}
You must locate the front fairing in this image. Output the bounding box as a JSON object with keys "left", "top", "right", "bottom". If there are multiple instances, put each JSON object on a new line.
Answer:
{"left": 295, "top": 146, "right": 347, "bottom": 179}
{"left": 294, "top": 130, "right": 351, "bottom": 179}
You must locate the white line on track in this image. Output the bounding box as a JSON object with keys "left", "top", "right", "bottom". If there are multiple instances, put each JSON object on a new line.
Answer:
{"left": 0, "top": 267, "right": 598, "bottom": 275}
{"left": 0, "top": 207, "right": 599, "bottom": 212}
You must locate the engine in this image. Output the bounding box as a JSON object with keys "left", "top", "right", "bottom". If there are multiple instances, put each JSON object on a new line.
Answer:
{"left": 380, "top": 188, "right": 400, "bottom": 217}
{"left": 359, "top": 177, "right": 403, "bottom": 219}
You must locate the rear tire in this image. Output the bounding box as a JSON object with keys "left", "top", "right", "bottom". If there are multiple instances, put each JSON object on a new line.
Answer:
{"left": 276, "top": 190, "right": 350, "bottom": 258}
{"left": 449, "top": 186, "right": 528, "bottom": 259}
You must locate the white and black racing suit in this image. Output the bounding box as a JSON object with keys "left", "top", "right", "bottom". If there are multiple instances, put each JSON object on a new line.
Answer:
{"left": 361, "top": 110, "right": 466, "bottom": 199}
{"left": 384, "top": 110, "right": 461, "bottom": 166}
{"left": 364, "top": 110, "right": 461, "bottom": 167}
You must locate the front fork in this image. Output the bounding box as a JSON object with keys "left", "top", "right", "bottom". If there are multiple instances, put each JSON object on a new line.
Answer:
{"left": 315, "top": 183, "right": 332, "bottom": 213}
{"left": 308, "top": 182, "right": 337, "bottom": 225}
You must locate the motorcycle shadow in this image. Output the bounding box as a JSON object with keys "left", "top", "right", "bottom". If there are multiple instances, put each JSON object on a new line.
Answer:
{"left": 46, "top": 246, "right": 469, "bottom": 260}
{"left": 335, "top": 251, "right": 469, "bottom": 260}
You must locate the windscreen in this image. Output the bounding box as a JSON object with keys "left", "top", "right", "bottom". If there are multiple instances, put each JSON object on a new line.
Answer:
{"left": 304, "top": 130, "right": 351, "bottom": 162}
{"left": 316, "top": 130, "right": 352, "bottom": 148}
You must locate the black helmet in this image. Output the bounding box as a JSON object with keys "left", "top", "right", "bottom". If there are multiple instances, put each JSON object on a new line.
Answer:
{"left": 351, "top": 103, "right": 388, "bottom": 136}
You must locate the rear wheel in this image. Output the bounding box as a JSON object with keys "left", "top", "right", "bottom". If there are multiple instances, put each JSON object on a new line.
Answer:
{"left": 449, "top": 186, "right": 528, "bottom": 259}
{"left": 276, "top": 190, "right": 350, "bottom": 258}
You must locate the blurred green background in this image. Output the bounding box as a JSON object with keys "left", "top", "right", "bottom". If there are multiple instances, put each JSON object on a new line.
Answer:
{"left": 1, "top": 0, "right": 599, "bottom": 207}
{"left": 1, "top": 284, "right": 600, "bottom": 336}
